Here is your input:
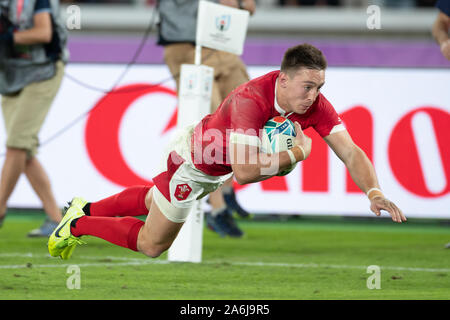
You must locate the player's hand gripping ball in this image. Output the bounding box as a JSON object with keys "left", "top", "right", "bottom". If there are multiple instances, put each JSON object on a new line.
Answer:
{"left": 261, "top": 116, "right": 297, "bottom": 176}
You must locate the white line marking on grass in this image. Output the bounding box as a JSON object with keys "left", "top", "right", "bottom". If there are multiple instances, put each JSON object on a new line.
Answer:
{"left": 0, "top": 259, "right": 170, "bottom": 269}
{"left": 225, "top": 261, "right": 450, "bottom": 273}
{"left": 0, "top": 252, "right": 36, "bottom": 258}
{"left": 0, "top": 253, "right": 448, "bottom": 273}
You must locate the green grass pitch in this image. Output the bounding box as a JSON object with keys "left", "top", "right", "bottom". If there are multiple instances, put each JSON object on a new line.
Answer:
{"left": 0, "top": 210, "right": 449, "bottom": 300}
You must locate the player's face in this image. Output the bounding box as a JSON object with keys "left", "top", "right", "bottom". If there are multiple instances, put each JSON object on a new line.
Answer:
{"left": 280, "top": 68, "right": 325, "bottom": 114}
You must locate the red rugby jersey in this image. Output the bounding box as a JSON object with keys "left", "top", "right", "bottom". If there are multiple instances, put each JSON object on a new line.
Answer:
{"left": 191, "top": 70, "right": 344, "bottom": 176}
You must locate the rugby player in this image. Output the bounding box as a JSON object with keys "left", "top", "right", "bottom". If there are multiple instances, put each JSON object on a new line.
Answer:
{"left": 48, "top": 44, "right": 406, "bottom": 260}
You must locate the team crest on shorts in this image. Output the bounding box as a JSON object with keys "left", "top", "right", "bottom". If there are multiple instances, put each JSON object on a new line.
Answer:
{"left": 174, "top": 184, "right": 192, "bottom": 201}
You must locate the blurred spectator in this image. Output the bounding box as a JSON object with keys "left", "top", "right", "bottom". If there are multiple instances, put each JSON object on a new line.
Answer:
{"left": 0, "top": 0, "right": 67, "bottom": 237}
{"left": 432, "top": 0, "right": 450, "bottom": 60}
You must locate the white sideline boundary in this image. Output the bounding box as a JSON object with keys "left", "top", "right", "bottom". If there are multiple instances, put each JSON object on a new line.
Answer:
{"left": 0, "top": 253, "right": 449, "bottom": 273}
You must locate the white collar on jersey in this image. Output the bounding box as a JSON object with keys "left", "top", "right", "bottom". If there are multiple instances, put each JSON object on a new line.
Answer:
{"left": 274, "top": 78, "right": 293, "bottom": 117}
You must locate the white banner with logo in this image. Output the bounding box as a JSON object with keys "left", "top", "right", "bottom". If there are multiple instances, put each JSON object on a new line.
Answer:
{"left": 0, "top": 64, "right": 449, "bottom": 218}
{"left": 196, "top": 0, "right": 249, "bottom": 56}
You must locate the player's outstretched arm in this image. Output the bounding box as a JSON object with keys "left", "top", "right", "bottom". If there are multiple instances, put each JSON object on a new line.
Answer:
{"left": 324, "top": 130, "right": 406, "bottom": 223}
{"left": 369, "top": 192, "right": 405, "bottom": 223}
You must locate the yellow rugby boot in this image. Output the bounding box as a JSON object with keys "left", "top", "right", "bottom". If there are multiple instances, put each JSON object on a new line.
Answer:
{"left": 48, "top": 198, "right": 87, "bottom": 259}
{"left": 60, "top": 197, "right": 88, "bottom": 259}
{"left": 69, "top": 197, "right": 88, "bottom": 211}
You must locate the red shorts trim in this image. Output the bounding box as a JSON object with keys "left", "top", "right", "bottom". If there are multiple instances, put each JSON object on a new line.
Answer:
{"left": 152, "top": 151, "right": 185, "bottom": 202}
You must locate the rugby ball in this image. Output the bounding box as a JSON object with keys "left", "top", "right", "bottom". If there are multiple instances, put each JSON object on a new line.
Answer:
{"left": 261, "top": 116, "right": 297, "bottom": 176}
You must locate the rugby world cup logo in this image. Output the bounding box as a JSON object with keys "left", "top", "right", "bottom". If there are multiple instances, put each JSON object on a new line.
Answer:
{"left": 186, "top": 73, "right": 196, "bottom": 91}
{"left": 216, "top": 14, "right": 230, "bottom": 31}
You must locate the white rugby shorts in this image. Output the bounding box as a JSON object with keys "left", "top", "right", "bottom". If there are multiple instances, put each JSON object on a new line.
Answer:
{"left": 152, "top": 125, "right": 233, "bottom": 223}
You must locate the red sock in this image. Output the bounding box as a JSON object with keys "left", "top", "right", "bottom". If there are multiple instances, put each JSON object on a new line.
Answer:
{"left": 89, "top": 185, "right": 150, "bottom": 217}
{"left": 71, "top": 216, "right": 144, "bottom": 251}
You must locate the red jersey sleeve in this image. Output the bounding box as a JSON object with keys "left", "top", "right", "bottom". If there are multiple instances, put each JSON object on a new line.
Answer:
{"left": 226, "top": 92, "right": 268, "bottom": 147}
{"left": 229, "top": 94, "right": 266, "bottom": 133}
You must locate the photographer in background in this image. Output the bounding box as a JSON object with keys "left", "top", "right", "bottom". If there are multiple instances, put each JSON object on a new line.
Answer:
{"left": 0, "top": 0, "right": 68, "bottom": 237}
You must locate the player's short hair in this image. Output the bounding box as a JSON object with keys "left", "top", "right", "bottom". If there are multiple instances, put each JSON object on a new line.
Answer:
{"left": 281, "top": 44, "right": 327, "bottom": 76}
